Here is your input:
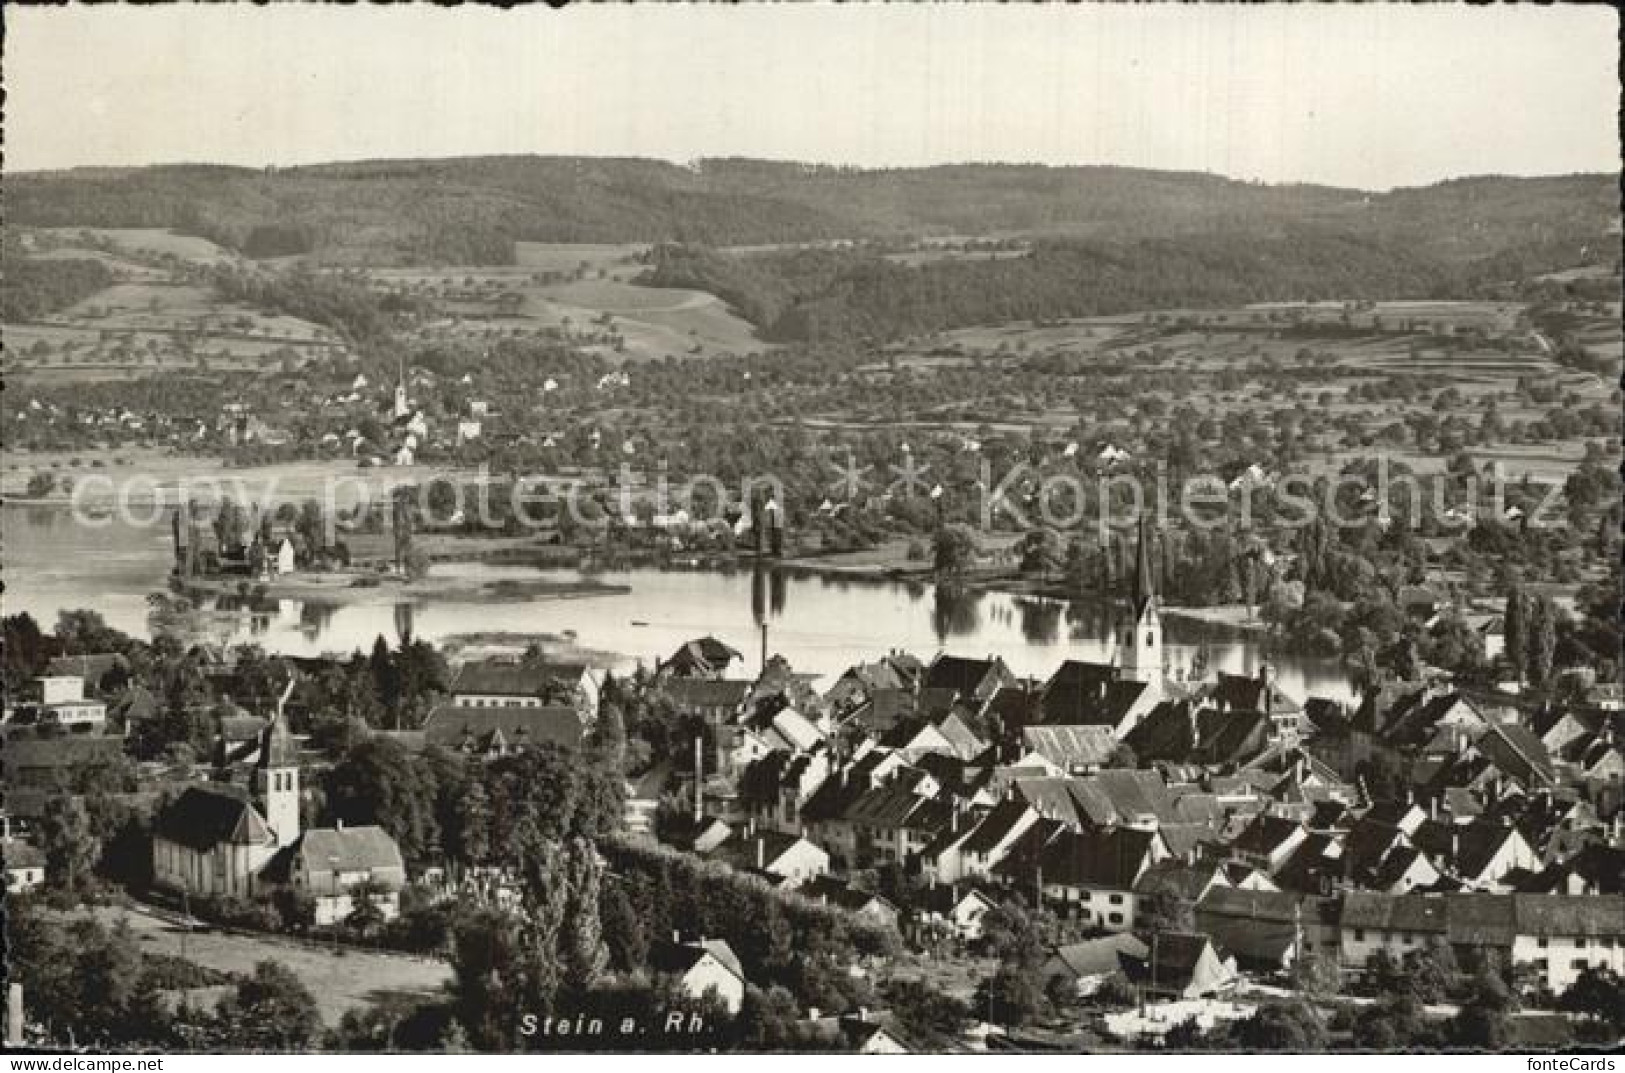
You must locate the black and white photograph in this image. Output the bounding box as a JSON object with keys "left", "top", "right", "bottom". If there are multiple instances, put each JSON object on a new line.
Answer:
{"left": 1, "top": 2, "right": 1621, "bottom": 1058}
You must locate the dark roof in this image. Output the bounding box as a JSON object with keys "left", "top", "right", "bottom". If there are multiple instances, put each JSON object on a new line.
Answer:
{"left": 991, "top": 815, "right": 1067, "bottom": 878}
{"left": 1121, "top": 932, "right": 1218, "bottom": 985}
{"left": 1032, "top": 826, "right": 1159, "bottom": 890}
{"left": 1047, "top": 933, "right": 1148, "bottom": 979}
{"left": 153, "top": 786, "right": 275, "bottom": 853}
{"left": 1303, "top": 697, "right": 1352, "bottom": 736}
{"left": 923, "top": 655, "right": 1007, "bottom": 698}
{"left": 421, "top": 703, "right": 583, "bottom": 752}
{"left": 664, "top": 637, "right": 744, "bottom": 677}
{"left": 1038, "top": 661, "right": 1142, "bottom": 726}
{"left": 650, "top": 938, "right": 745, "bottom": 981}
{"left": 451, "top": 660, "right": 557, "bottom": 697}
{"left": 960, "top": 799, "right": 1035, "bottom": 856}
{"left": 1232, "top": 814, "right": 1304, "bottom": 857}
{"left": 801, "top": 875, "right": 898, "bottom": 917}
{"left": 1123, "top": 700, "right": 1199, "bottom": 762}
{"left": 1475, "top": 722, "right": 1556, "bottom": 787}
{"left": 711, "top": 828, "right": 820, "bottom": 873}
{"left": 1211, "top": 672, "right": 1303, "bottom": 717}
{"left": 1411, "top": 818, "right": 1527, "bottom": 880}
{"left": 844, "top": 784, "right": 950, "bottom": 833}
{"left": 663, "top": 678, "right": 752, "bottom": 711}
{"left": 836, "top": 660, "right": 908, "bottom": 696}
{"left": 1192, "top": 709, "right": 1272, "bottom": 767}
{"left": 1380, "top": 690, "right": 1482, "bottom": 749}
{"left": 1136, "top": 859, "right": 1220, "bottom": 903}
{"left": 1341, "top": 892, "right": 1625, "bottom": 944}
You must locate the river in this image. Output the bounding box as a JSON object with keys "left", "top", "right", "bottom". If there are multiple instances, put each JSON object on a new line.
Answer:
{"left": 3, "top": 505, "right": 1355, "bottom": 702}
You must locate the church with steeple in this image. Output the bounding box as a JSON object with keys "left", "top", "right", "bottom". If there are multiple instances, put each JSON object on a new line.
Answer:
{"left": 150, "top": 678, "right": 407, "bottom": 923}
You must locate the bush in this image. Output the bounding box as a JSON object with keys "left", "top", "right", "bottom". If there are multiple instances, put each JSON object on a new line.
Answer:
{"left": 141, "top": 952, "right": 233, "bottom": 990}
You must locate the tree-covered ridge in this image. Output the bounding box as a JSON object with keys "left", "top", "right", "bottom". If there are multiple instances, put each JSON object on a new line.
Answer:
{"left": 643, "top": 230, "right": 1480, "bottom": 343}
{"left": 6, "top": 157, "right": 1616, "bottom": 266}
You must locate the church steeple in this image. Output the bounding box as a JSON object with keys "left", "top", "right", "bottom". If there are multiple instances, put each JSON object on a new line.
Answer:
{"left": 392, "top": 357, "right": 410, "bottom": 419}
{"left": 1121, "top": 516, "right": 1163, "bottom": 687}
{"left": 254, "top": 678, "right": 300, "bottom": 847}
{"left": 1132, "top": 514, "right": 1155, "bottom": 615}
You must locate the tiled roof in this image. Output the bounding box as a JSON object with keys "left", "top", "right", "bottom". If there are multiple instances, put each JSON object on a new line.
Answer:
{"left": 936, "top": 712, "right": 987, "bottom": 759}
{"left": 1022, "top": 725, "right": 1116, "bottom": 770}
{"left": 451, "top": 660, "right": 564, "bottom": 697}
{"left": 1047, "top": 933, "right": 1147, "bottom": 979}
{"left": 664, "top": 678, "right": 752, "bottom": 711}
{"left": 422, "top": 703, "right": 583, "bottom": 751}
{"left": 296, "top": 825, "right": 406, "bottom": 888}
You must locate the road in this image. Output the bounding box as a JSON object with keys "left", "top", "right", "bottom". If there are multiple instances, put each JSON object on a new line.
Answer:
{"left": 90, "top": 901, "right": 454, "bottom": 1026}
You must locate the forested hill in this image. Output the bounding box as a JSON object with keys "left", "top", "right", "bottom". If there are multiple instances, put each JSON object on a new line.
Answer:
{"left": 642, "top": 230, "right": 1467, "bottom": 344}
{"left": 6, "top": 156, "right": 1617, "bottom": 267}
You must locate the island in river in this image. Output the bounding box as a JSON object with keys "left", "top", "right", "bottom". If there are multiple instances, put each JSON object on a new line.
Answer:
{"left": 176, "top": 568, "right": 630, "bottom": 606}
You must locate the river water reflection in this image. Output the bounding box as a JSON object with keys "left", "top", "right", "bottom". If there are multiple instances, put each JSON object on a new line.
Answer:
{"left": 4, "top": 506, "right": 1355, "bottom": 702}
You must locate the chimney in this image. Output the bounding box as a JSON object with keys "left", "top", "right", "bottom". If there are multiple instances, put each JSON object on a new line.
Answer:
{"left": 336, "top": 819, "right": 344, "bottom": 832}
{"left": 757, "top": 837, "right": 766, "bottom": 870}
{"left": 857, "top": 1006, "right": 870, "bottom": 1024}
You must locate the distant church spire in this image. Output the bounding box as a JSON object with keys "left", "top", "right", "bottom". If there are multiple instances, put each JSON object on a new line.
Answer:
{"left": 1132, "top": 514, "right": 1155, "bottom": 614}
{"left": 1121, "top": 515, "right": 1163, "bottom": 689}
{"left": 393, "top": 356, "right": 410, "bottom": 419}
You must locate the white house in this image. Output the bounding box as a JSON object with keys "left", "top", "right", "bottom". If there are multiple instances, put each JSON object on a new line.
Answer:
{"left": 653, "top": 937, "right": 746, "bottom": 1014}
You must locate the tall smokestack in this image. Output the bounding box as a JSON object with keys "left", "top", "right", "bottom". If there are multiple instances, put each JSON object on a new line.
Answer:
{"left": 693, "top": 734, "right": 704, "bottom": 816}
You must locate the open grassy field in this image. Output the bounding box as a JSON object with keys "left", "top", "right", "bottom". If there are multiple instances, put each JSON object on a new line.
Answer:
{"left": 83, "top": 902, "right": 452, "bottom": 1027}
{"left": 38, "top": 227, "right": 238, "bottom": 265}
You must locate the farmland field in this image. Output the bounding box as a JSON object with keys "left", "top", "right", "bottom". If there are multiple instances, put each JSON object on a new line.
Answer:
{"left": 371, "top": 244, "right": 769, "bottom": 361}
{"left": 37, "top": 226, "right": 238, "bottom": 265}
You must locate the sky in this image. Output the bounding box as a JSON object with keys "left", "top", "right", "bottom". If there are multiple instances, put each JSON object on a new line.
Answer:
{"left": 4, "top": 4, "right": 1619, "bottom": 190}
